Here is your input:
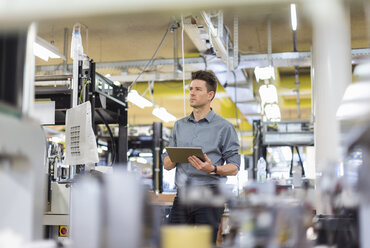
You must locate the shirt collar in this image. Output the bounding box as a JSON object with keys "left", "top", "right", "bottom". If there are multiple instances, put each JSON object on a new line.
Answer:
{"left": 187, "top": 108, "right": 215, "bottom": 123}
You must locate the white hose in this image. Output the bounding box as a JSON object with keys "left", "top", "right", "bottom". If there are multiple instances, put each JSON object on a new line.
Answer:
{"left": 181, "top": 15, "right": 186, "bottom": 117}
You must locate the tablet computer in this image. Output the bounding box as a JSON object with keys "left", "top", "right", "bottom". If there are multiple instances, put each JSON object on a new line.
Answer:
{"left": 166, "top": 147, "right": 205, "bottom": 163}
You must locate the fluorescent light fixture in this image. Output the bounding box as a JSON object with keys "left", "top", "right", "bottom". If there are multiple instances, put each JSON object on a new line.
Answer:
{"left": 259, "top": 84, "right": 278, "bottom": 105}
{"left": 34, "top": 36, "right": 66, "bottom": 61}
{"left": 152, "top": 107, "right": 176, "bottom": 122}
{"left": 264, "top": 103, "right": 281, "bottom": 121}
{"left": 183, "top": 23, "right": 209, "bottom": 54}
{"left": 290, "top": 4, "right": 297, "bottom": 31}
{"left": 127, "top": 90, "right": 153, "bottom": 109}
{"left": 254, "top": 66, "right": 275, "bottom": 82}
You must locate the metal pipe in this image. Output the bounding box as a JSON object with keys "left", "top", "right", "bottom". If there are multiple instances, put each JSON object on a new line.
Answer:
{"left": 35, "top": 81, "right": 70, "bottom": 87}
{"left": 295, "top": 66, "right": 300, "bottom": 120}
{"left": 218, "top": 11, "right": 223, "bottom": 38}
{"left": 292, "top": 30, "right": 300, "bottom": 119}
{"left": 36, "top": 48, "right": 370, "bottom": 72}
{"left": 72, "top": 57, "right": 79, "bottom": 108}
{"left": 173, "top": 20, "right": 179, "bottom": 77}
{"left": 267, "top": 16, "right": 272, "bottom": 66}
{"left": 233, "top": 14, "right": 239, "bottom": 70}
{"left": 155, "top": 148, "right": 160, "bottom": 193}
{"left": 35, "top": 74, "right": 73, "bottom": 81}
{"left": 293, "top": 30, "right": 298, "bottom": 52}
{"left": 63, "top": 28, "right": 69, "bottom": 73}
{"left": 96, "top": 91, "right": 126, "bottom": 107}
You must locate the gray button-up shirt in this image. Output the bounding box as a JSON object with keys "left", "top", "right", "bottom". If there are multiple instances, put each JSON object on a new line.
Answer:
{"left": 163, "top": 109, "right": 240, "bottom": 188}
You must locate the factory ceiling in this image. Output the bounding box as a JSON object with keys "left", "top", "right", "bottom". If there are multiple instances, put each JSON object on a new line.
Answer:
{"left": 29, "top": 1, "right": 370, "bottom": 152}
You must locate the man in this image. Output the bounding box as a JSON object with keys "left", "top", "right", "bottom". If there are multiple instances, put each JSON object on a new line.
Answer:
{"left": 163, "top": 70, "right": 240, "bottom": 243}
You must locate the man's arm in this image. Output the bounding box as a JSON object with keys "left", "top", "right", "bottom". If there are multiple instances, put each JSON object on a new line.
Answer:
{"left": 162, "top": 122, "right": 177, "bottom": 171}
{"left": 216, "top": 163, "right": 238, "bottom": 176}
{"left": 188, "top": 154, "right": 238, "bottom": 176}
{"left": 163, "top": 156, "right": 176, "bottom": 170}
{"left": 219, "top": 123, "right": 240, "bottom": 175}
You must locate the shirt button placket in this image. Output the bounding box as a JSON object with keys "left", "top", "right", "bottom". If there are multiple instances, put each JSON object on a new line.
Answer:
{"left": 192, "top": 122, "right": 198, "bottom": 146}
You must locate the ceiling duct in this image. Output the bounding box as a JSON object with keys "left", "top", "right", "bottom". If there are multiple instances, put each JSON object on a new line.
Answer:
{"left": 183, "top": 16, "right": 210, "bottom": 54}
{"left": 183, "top": 12, "right": 236, "bottom": 70}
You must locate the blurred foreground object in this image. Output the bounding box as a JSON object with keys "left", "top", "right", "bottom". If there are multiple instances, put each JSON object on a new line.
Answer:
{"left": 161, "top": 225, "right": 212, "bottom": 248}
{"left": 0, "top": 24, "right": 47, "bottom": 244}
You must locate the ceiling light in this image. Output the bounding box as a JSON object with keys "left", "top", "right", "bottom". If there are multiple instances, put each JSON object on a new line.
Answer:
{"left": 259, "top": 84, "right": 278, "bottom": 105}
{"left": 127, "top": 90, "right": 153, "bottom": 109}
{"left": 264, "top": 103, "right": 281, "bottom": 121}
{"left": 254, "top": 66, "right": 275, "bottom": 82}
{"left": 34, "top": 36, "right": 65, "bottom": 61}
{"left": 152, "top": 107, "right": 176, "bottom": 123}
{"left": 113, "top": 81, "right": 121, "bottom": 86}
{"left": 183, "top": 22, "right": 209, "bottom": 54}
{"left": 290, "top": 3, "right": 297, "bottom": 31}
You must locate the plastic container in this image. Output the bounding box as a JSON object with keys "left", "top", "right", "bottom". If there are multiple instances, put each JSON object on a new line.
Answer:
{"left": 257, "top": 157, "right": 267, "bottom": 182}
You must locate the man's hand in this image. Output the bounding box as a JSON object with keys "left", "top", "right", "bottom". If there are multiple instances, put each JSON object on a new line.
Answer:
{"left": 188, "top": 154, "right": 214, "bottom": 173}
{"left": 163, "top": 156, "right": 176, "bottom": 170}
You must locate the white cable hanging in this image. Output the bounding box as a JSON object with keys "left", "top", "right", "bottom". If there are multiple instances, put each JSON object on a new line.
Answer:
{"left": 181, "top": 15, "right": 186, "bottom": 117}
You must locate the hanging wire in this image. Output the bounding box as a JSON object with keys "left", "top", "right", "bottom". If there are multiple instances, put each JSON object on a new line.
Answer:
{"left": 232, "top": 71, "right": 240, "bottom": 131}
{"left": 181, "top": 15, "right": 186, "bottom": 117}
{"left": 128, "top": 20, "right": 172, "bottom": 92}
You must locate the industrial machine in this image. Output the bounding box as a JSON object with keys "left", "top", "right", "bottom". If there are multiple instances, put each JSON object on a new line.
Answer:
{"left": 253, "top": 120, "right": 314, "bottom": 180}
{"left": 35, "top": 57, "right": 129, "bottom": 240}
{"left": 128, "top": 123, "right": 171, "bottom": 193}
{"left": 35, "top": 58, "right": 128, "bottom": 165}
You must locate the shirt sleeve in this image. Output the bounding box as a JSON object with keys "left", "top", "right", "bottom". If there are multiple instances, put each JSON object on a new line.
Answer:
{"left": 222, "top": 124, "right": 241, "bottom": 169}
{"left": 161, "top": 121, "right": 177, "bottom": 160}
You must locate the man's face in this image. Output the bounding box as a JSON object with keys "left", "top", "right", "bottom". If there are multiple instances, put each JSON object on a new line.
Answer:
{"left": 189, "top": 79, "right": 214, "bottom": 108}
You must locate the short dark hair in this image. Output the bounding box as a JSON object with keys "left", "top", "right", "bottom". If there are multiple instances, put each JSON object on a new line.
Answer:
{"left": 191, "top": 70, "right": 217, "bottom": 99}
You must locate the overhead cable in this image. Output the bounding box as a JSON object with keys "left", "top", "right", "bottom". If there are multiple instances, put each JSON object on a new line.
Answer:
{"left": 181, "top": 15, "right": 186, "bottom": 117}
{"left": 128, "top": 20, "right": 171, "bottom": 91}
